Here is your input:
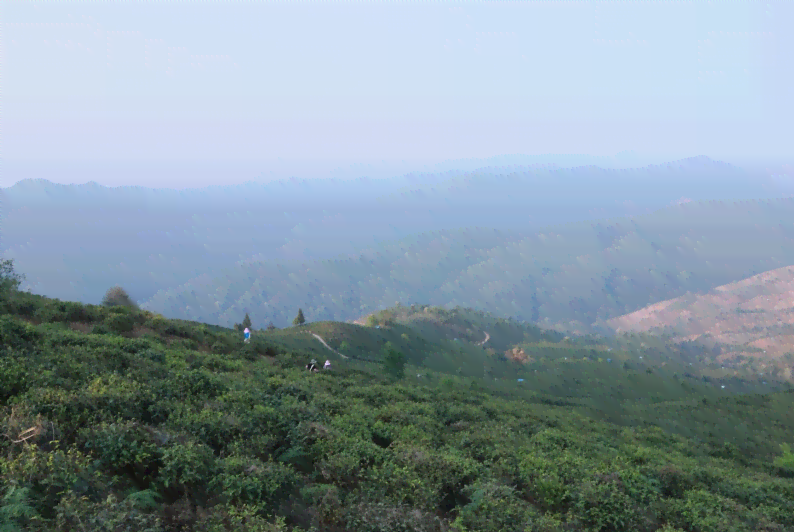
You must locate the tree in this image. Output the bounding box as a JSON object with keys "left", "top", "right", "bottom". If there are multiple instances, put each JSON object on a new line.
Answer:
{"left": 242, "top": 313, "right": 252, "bottom": 330}
{"left": 382, "top": 342, "right": 407, "bottom": 381}
{"left": 366, "top": 314, "right": 378, "bottom": 327}
{"left": 267, "top": 321, "right": 277, "bottom": 331}
{"left": 774, "top": 443, "right": 794, "bottom": 472}
{"left": 101, "top": 285, "right": 139, "bottom": 310}
{"left": 0, "top": 258, "right": 26, "bottom": 297}
{"left": 293, "top": 309, "right": 305, "bottom": 326}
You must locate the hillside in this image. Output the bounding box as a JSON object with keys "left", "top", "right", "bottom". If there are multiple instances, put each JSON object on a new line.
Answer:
{"left": 3, "top": 156, "right": 787, "bottom": 319}
{"left": 140, "top": 196, "right": 794, "bottom": 336}
{"left": 607, "top": 265, "right": 794, "bottom": 380}
{"left": 2, "top": 282, "right": 794, "bottom": 531}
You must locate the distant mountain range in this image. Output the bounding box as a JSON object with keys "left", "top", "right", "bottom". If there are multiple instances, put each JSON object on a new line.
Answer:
{"left": 4, "top": 155, "right": 794, "bottom": 333}
{"left": 140, "top": 196, "right": 794, "bottom": 335}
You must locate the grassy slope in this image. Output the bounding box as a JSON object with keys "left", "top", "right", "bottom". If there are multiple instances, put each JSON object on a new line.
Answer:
{"left": 1, "top": 291, "right": 794, "bottom": 531}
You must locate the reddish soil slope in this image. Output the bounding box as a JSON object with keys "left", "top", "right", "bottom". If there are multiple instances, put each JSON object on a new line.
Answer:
{"left": 607, "top": 265, "right": 794, "bottom": 377}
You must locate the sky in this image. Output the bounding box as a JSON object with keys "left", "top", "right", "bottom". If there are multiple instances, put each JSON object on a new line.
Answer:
{"left": 3, "top": 0, "right": 792, "bottom": 189}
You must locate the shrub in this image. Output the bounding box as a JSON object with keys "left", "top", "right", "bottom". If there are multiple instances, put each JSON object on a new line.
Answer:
{"left": 343, "top": 497, "right": 445, "bottom": 532}
{"left": 0, "top": 315, "right": 40, "bottom": 349}
{"left": 91, "top": 323, "right": 110, "bottom": 335}
{"left": 0, "top": 258, "right": 25, "bottom": 295}
{"left": 0, "top": 355, "right": 29, "bottom": 402}
{"left": 157, "top": 440, "right": 216, "bottom": 500}
{"left": 573, "top": 478, "right": 645, "bottom": 532}
{"left": 300, "top": 483, "right": 343, "bottom": 528}
{"left": 655, "top": 464, "right": 696, "bottom": 499}
{"left": 774, "top": 443, "right": 794, "bottom": 473}
{"left": 208, "top": 456, "right": 297, "bottom": 514}
{"left": 78, "top": 421, "right": 162, "bottom": 486}
{"left": 106, "top": 313, "right": 135, "bottom": 335}
{"left": 383, "top": 343, "right": 407, "bottom": 381}
{"left": 451, "top": 480, "right": 538, "bottom": 532}
{"left": 54, "top": 491, "right": 164, "bottom": 532}
{"left": 519, "top": 454, "right": 571, "bottom": 513}
{"left": 139, "top": 349, "right": 166, "bottom": 364}
{"left": 101, "top": 285, "right": 139, "bottom": 310}
{"left": 171, "top": 370, "right": 227, "bottom": 400}
{"left": 681, "top": 489, "right": 747, "bottom": 532}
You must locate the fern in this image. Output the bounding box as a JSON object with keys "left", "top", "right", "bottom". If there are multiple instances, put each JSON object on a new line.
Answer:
{"left": 126, "top": 489, "right": 161, "bottom": 511}
{"left": 0, "top": 485, "right": 37, "bottom": 532}
{"left": 774, "top": 442, "right": 794, "bottom": 469}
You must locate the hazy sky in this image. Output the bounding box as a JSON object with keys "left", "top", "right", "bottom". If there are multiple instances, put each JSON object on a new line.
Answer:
{"left": 4, "top": 0, "right": 792, "bottom": 188}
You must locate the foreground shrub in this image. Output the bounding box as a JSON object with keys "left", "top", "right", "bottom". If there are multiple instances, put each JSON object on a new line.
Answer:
{"left": 208, "top": 456, "right": 298, "bottom": 514}
{"left": 77, "top": 421, "right": 162, "bottom": 488}
{"left": 105, "top": 312, "right": 135, "bottom": 335}
{"left": 0, "top": 315, "right": 41, "bottom": 349}
{"left": 343, "top": 497, "right": 446, "bottom": 532}
{"left": 157, "top": 440, "right": 216, "bottom": 502}
{"left": 54, "top": 491, "right": 164, "bottom": 532}
{"left": 451, "top": 480, "right": 538, "bottom": 532}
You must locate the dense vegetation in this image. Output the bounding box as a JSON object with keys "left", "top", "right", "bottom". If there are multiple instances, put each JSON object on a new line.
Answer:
{"left": 1, "top": 262, "right": 794, "bottom": 531}
{"left": 139, "top": 197, "right": 794, "bottom": 335}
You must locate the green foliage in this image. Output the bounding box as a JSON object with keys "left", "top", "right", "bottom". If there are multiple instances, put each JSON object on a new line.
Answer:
{"left": 382, "top": 342, "right": 407, "bottom": 381}
{"left": 77, "top": 421, "right": 161, "bottom": 485}
{"left": 774, "top": 442, "right": 794, "bottom": 472}
{"left": 242, "top": 313, "right": 252, "bottom": 330}
{"left": 1, "top": 291, "right": 794, "bottom": 531}
{"left": 0, "top": 259, "right": 25, "bottom": 297}
{"left": 31, "top": 299, "right": 101, "bottom": 324}
{"left": 158, "top": 440, "right": 216, "bottom": 498}
{"left": 0, "top": 315, "right": 40, "bottom": 349}
{"left": 452, "top": 480, "right": 537, "bottom": 532}
{"left": 101, "top": 285, "right": 139, "bottom": 310}
{"left": 105, "top": 312, "right": 135, "bottom": 335}
{"left": 0, "top": 483, "right": 38, "bottom": 532}
{"left": 208, "top": 456, "right": 297, "bottom": 513}
{"left": 293, "top": 309, "right": 305, "bottom": 326}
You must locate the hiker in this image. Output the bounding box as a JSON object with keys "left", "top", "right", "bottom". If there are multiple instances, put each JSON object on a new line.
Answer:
{"left": 306, "top": 359, "right": 319, "bottom": 372}
{"left": 323, "top": 359, "right": 331, "bottom": 370}
{"left": 244, "top": 328, "right": 251, "bottom": 343}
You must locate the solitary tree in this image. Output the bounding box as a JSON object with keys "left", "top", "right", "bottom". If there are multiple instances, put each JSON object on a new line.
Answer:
{"left": 293, "top": 308, "right": 306, "bottom": 326}
{"left": 242, "top": 313, "right": 252, "bottom": 330}
{"left": 0, "top": 259, "right": 26, "bottom": 297}
{"left": 101, "top": 285, "right": 139, "bottom": 310}
{"left": 382, "top": 342, "right": 407, "bottom": 381}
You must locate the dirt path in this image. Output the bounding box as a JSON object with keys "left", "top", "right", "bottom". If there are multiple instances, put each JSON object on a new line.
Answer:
{"left": 310, "top": 332, "right": 349, "bottom": 359}
{"left": 477, "top": 331, "right": 490, "bottom": 346}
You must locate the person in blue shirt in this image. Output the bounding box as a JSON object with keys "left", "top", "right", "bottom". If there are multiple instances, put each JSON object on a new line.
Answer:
{"left": 244, "top": 328, "right": 251, "bottom": 343}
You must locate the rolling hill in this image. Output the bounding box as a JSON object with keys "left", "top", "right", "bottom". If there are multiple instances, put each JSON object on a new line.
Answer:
{"left": 140, "top": 196, "right": 794, "bottom": 336}
{"left": 607, "top": 265, "right": 794, "bottom": 380}
{"left": 2, "top": 280, "right": 794, "bottom": 531}
{"left": 2, "top": 156, "right": 786, "bottom": 311}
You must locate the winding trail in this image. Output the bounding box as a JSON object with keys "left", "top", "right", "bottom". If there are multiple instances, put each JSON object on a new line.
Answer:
{"left": 310, "top": 332, "right": 349, "bottom": 359}
{"left": 477, "top": 331, "right": 490, "bottom": 347}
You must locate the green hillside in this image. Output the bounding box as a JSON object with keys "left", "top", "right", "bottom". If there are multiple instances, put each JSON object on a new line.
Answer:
{"left": 2, "top": 264, "right": 794, "bottom": 531}
{"left": 141, "top": 197, "right": 794, "bottom": 336}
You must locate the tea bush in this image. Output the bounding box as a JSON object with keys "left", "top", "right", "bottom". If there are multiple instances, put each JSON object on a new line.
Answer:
{"left": 1, "top": 290, "right": 794, "bottom": 531}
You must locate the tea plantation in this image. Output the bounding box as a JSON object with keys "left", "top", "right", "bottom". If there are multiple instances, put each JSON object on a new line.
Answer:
{"left": 1, "top": 288, "right": 794, "bottom": 531}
